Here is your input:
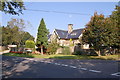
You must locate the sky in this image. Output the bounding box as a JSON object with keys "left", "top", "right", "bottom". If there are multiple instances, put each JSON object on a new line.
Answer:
{"left": 1, "top": 2, "right": 118, "bottom": 38}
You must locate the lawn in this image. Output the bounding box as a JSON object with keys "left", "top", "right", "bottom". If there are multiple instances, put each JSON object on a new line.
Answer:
{"left": 2, "top": 53, "right": 119, "bottom": 60}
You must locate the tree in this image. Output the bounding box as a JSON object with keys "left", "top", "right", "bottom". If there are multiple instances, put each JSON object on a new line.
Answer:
{"left": 36, "top": 18, "right": 49, "bottom": 54}
{"left": 20, "top": 32, "right": 34, "bottom": 45}
{"left": 2, "top": 26, "right": 34, "bottom": 46}
{"left": 82, "top": 7, "right": 120, "bottom": 56}
{"left": 7, "top": 18, "right": 26, "bottom": 31}
{"left": 2, "top": 18, "right": 34, "bottom": 46}
{"left": 25, "top": 40, "right": 35, "bottom": 48}
{"left": 7, "top": 18, "right": 34, "bottom": 46}
{"left": 2, "top": 26, "right": 13, "bottom": 46}
{"left": 109, "top": 4, "right": 120, "bottom": 49}
{"left": 82, "top": 12, "right": 110, "bottom": 56}
{"left": 47, "top": 38, "right": 59, "bottom": 55}
{"left": 7, "top": 18, "right": 26, "bottom": 46}
{"left": 0, "top": 0, "right": 25, "bottom": 15}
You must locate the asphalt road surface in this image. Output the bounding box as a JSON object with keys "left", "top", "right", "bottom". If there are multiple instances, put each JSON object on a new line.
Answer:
{"left": 1, "top": 55, "right": 120, "bottom": 79}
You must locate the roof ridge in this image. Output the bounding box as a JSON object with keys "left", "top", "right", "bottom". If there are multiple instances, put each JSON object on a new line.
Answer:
{"left": 55, "top": 29, "right": 67, "bottom": 32}
{"left": 73, "top": 28, "right": 84, "bottom": 31}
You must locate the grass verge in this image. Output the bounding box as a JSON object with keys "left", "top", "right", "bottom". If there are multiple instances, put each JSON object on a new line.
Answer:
{"left": 2, "top": 53, "right": 119, "bottom": 60}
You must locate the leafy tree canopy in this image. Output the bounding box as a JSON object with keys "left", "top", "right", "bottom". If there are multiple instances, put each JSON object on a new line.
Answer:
{"left": 0, "top": 0, "right": 25, "bottom": 15}
{"left": 25, "top": 40, "right": 35, "bottom": 48}
{"left": 2, "top": 18, "right": 34, "bottom": 46}
{"left": 82, "top": 2, "right": 120, "bottom": 55}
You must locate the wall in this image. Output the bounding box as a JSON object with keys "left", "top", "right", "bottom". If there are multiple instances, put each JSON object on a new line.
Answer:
{"left": 56, "top": 46, "right": 78, "bottom": 54}
{"left": 58, "top": 39, "right": 81, "bottom": 46}
{"left": 0, "top": 46, "right": 8, "bottom": 51}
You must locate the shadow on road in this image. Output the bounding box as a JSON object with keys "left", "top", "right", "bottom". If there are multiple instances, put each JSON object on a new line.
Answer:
{"left": 2, "top": 56, "right": 86, "bottom": 78}
{"left": 2, "top": 55, "right": 119, "bottom": 79}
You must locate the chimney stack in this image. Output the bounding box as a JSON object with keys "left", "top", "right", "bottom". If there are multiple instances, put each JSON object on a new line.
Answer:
{"left": 68, "top": 24, "right": 73, "bottom": 33}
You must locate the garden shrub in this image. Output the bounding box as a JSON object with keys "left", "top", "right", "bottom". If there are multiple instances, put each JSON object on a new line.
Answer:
{"left": 74, "top": 49, "right": 97, "bottom": 56}
{"left": 25, "top": 40, "right": 35, "bottom": 48}
{"left": 61, "top": 46, "right": 71, "bottom": 55}
{"left": 47, "top": 42, "right": 59, "bottom": 55}
{"left": 74, "top": 50, "right": 83, "bottom": 55}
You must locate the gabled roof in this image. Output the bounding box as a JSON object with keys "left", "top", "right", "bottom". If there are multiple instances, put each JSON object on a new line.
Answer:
{"left": 54, "top": 28, "right": 83, "bottom": 39}
{"left": 67, "top": 29, "right": 83, "bottom": 39}
{"left": 48, "top": 34, "right": 52, "bottom": 39}
{"left": 55, "top": 29, "right": 68, "bottom": 39}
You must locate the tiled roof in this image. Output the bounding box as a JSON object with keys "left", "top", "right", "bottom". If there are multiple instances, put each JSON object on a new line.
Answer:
{"left": 55, "top": 28, "right": 83, "bottom": 39}
{"left": 48, "top": 34, "right": 52, "bottom": 39}
{"left": 55, "top": 29, "right": 68, "bottom": 39}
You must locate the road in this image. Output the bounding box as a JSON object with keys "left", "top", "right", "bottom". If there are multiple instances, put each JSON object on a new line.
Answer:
{"left": 1, "top": 55, "right": 120, "bottom": 79}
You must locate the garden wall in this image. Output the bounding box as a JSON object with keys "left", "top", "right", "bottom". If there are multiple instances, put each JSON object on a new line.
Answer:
{"left": 55, "top": 45, "right": 97, "bottom": 55}
{"left": 0, "top": 46, "right": 8, "bottom": 51}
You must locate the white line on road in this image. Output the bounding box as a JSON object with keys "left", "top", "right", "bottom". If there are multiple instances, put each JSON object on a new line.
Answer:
{"left": 25, "top": 58, "right": 34, "bottom": 61}
{"left": 80, "top": 68, "right": 87, "bottom": 70}
{"left": 26, "top": 60, "right": 104, "bottom": 75}
{"left": 61, "top": 64, "right": 68, "bottom": 67}
{"left": 46, "top": 62, "right": 52, "bottom": 64}
{"left": 69, "top": 66, "right": 77, "bottom": 68}
{"left": 54, "top": 63, "right": 61, "bottom": 65}
{"left": 40, "top": 61, "right": 44, "bottom": 62}
{"left": 29, "top": 59, "right": 34, "bottom": 61}
{"left": 89, "top": 69, "right": 101, "bottom": 73}
{"left": 34, "top": 60, "right": 38, "bottom": 61}
{"left": 111, "top": 72, "right": 120, "bottom": 76}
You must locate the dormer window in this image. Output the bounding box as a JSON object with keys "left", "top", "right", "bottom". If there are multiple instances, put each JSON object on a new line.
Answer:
{"left": 71, "top": 33, "right": 76, "bottom": 35}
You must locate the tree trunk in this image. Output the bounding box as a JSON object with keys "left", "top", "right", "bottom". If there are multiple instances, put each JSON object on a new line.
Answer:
{"left": 41, "top": 45, "right": 43, "bottom": 55}
{"left": 95, "top": 50, "right": 101, "bottom": 56}
{"left": 98, "top": 50, "right": 101, "bottom": 56}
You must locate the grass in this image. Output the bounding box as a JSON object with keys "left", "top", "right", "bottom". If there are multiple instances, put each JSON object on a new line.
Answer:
{"left": 2, "top": 53, "right": 119, "bottom": 60}
{"left": 2, "top": 53, "right": 34, "bottom": 58}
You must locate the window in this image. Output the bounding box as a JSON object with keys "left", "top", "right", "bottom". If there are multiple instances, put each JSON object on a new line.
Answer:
{"left": 71, "top": 33, "right": 76, "bottom": 35}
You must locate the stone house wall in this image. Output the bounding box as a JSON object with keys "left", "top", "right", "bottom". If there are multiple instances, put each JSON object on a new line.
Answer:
{"left": 56, "top": 46, "right": 80, "bottom": 54}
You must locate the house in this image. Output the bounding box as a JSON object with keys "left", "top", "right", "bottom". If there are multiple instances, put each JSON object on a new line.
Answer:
{"left": 49, "top": 24, "right": 89, "bottom": 49}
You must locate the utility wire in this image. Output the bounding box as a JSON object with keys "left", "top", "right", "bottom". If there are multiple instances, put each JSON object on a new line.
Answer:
{"left": 26, "top": 9, "right": 92, "bottom": 16}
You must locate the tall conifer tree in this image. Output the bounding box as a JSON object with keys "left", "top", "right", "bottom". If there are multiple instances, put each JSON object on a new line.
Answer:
{"left": 36, "top": 18, "right": 49, "bottom": 54}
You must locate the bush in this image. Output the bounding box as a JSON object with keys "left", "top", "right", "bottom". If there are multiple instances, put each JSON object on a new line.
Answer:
{"left": 74, "top": 49, "right": 97, "bottom": 56}
{"left": 25, "top": 40, "right": 35, "bottom": 48}
{"left": 61, "top": 47, "right": 71, "bottom": 55}
{"left": 47, "top": 42, "right": 59, "bottom": 55}
{"left": 74, "top": 50, "right": 83, "bottom": 55}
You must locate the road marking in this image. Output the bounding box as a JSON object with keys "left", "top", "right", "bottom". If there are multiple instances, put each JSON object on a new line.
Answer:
{"left": 80, "top": 68, "right": 87, "bottom": 70}
{"left": 89, "top": 69, "right": 101, "bottom": 73}
{"left": 61, "top": 64, "right": 68, "bottom": 67}
{"left": 29, "top": 59, "right": 34, "bottom": 60}
{"left": 25, "top": 60, "right": 104, "bottom": 74}
{"left": 69, "top": 66, "right": 77, "bottom": 68}
{"left": 46, "top": 62, "right": 52, "bottom": 64}
{"left": 54, "top": 63, "right": 61, "bottom": 65}
{"left": 111, "top": 72, "right": 120, "bottom": 76}
{"left": 40, "top": 61, "right": 44, "bottom": 62}
{"left": 25, "top": 58, "right": 33, "bottom": 60}
{"left": 34, "top": 60, "right": 38, "bottom": 61}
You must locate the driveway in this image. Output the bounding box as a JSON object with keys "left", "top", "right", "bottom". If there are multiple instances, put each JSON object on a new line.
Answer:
{"left": 2, "top": 55, "right": 120, "bottom": 79}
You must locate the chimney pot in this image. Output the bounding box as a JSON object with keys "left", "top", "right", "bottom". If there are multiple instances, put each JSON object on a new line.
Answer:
{"left": 68, "top": 24, "right": 73, "bottom": 33}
